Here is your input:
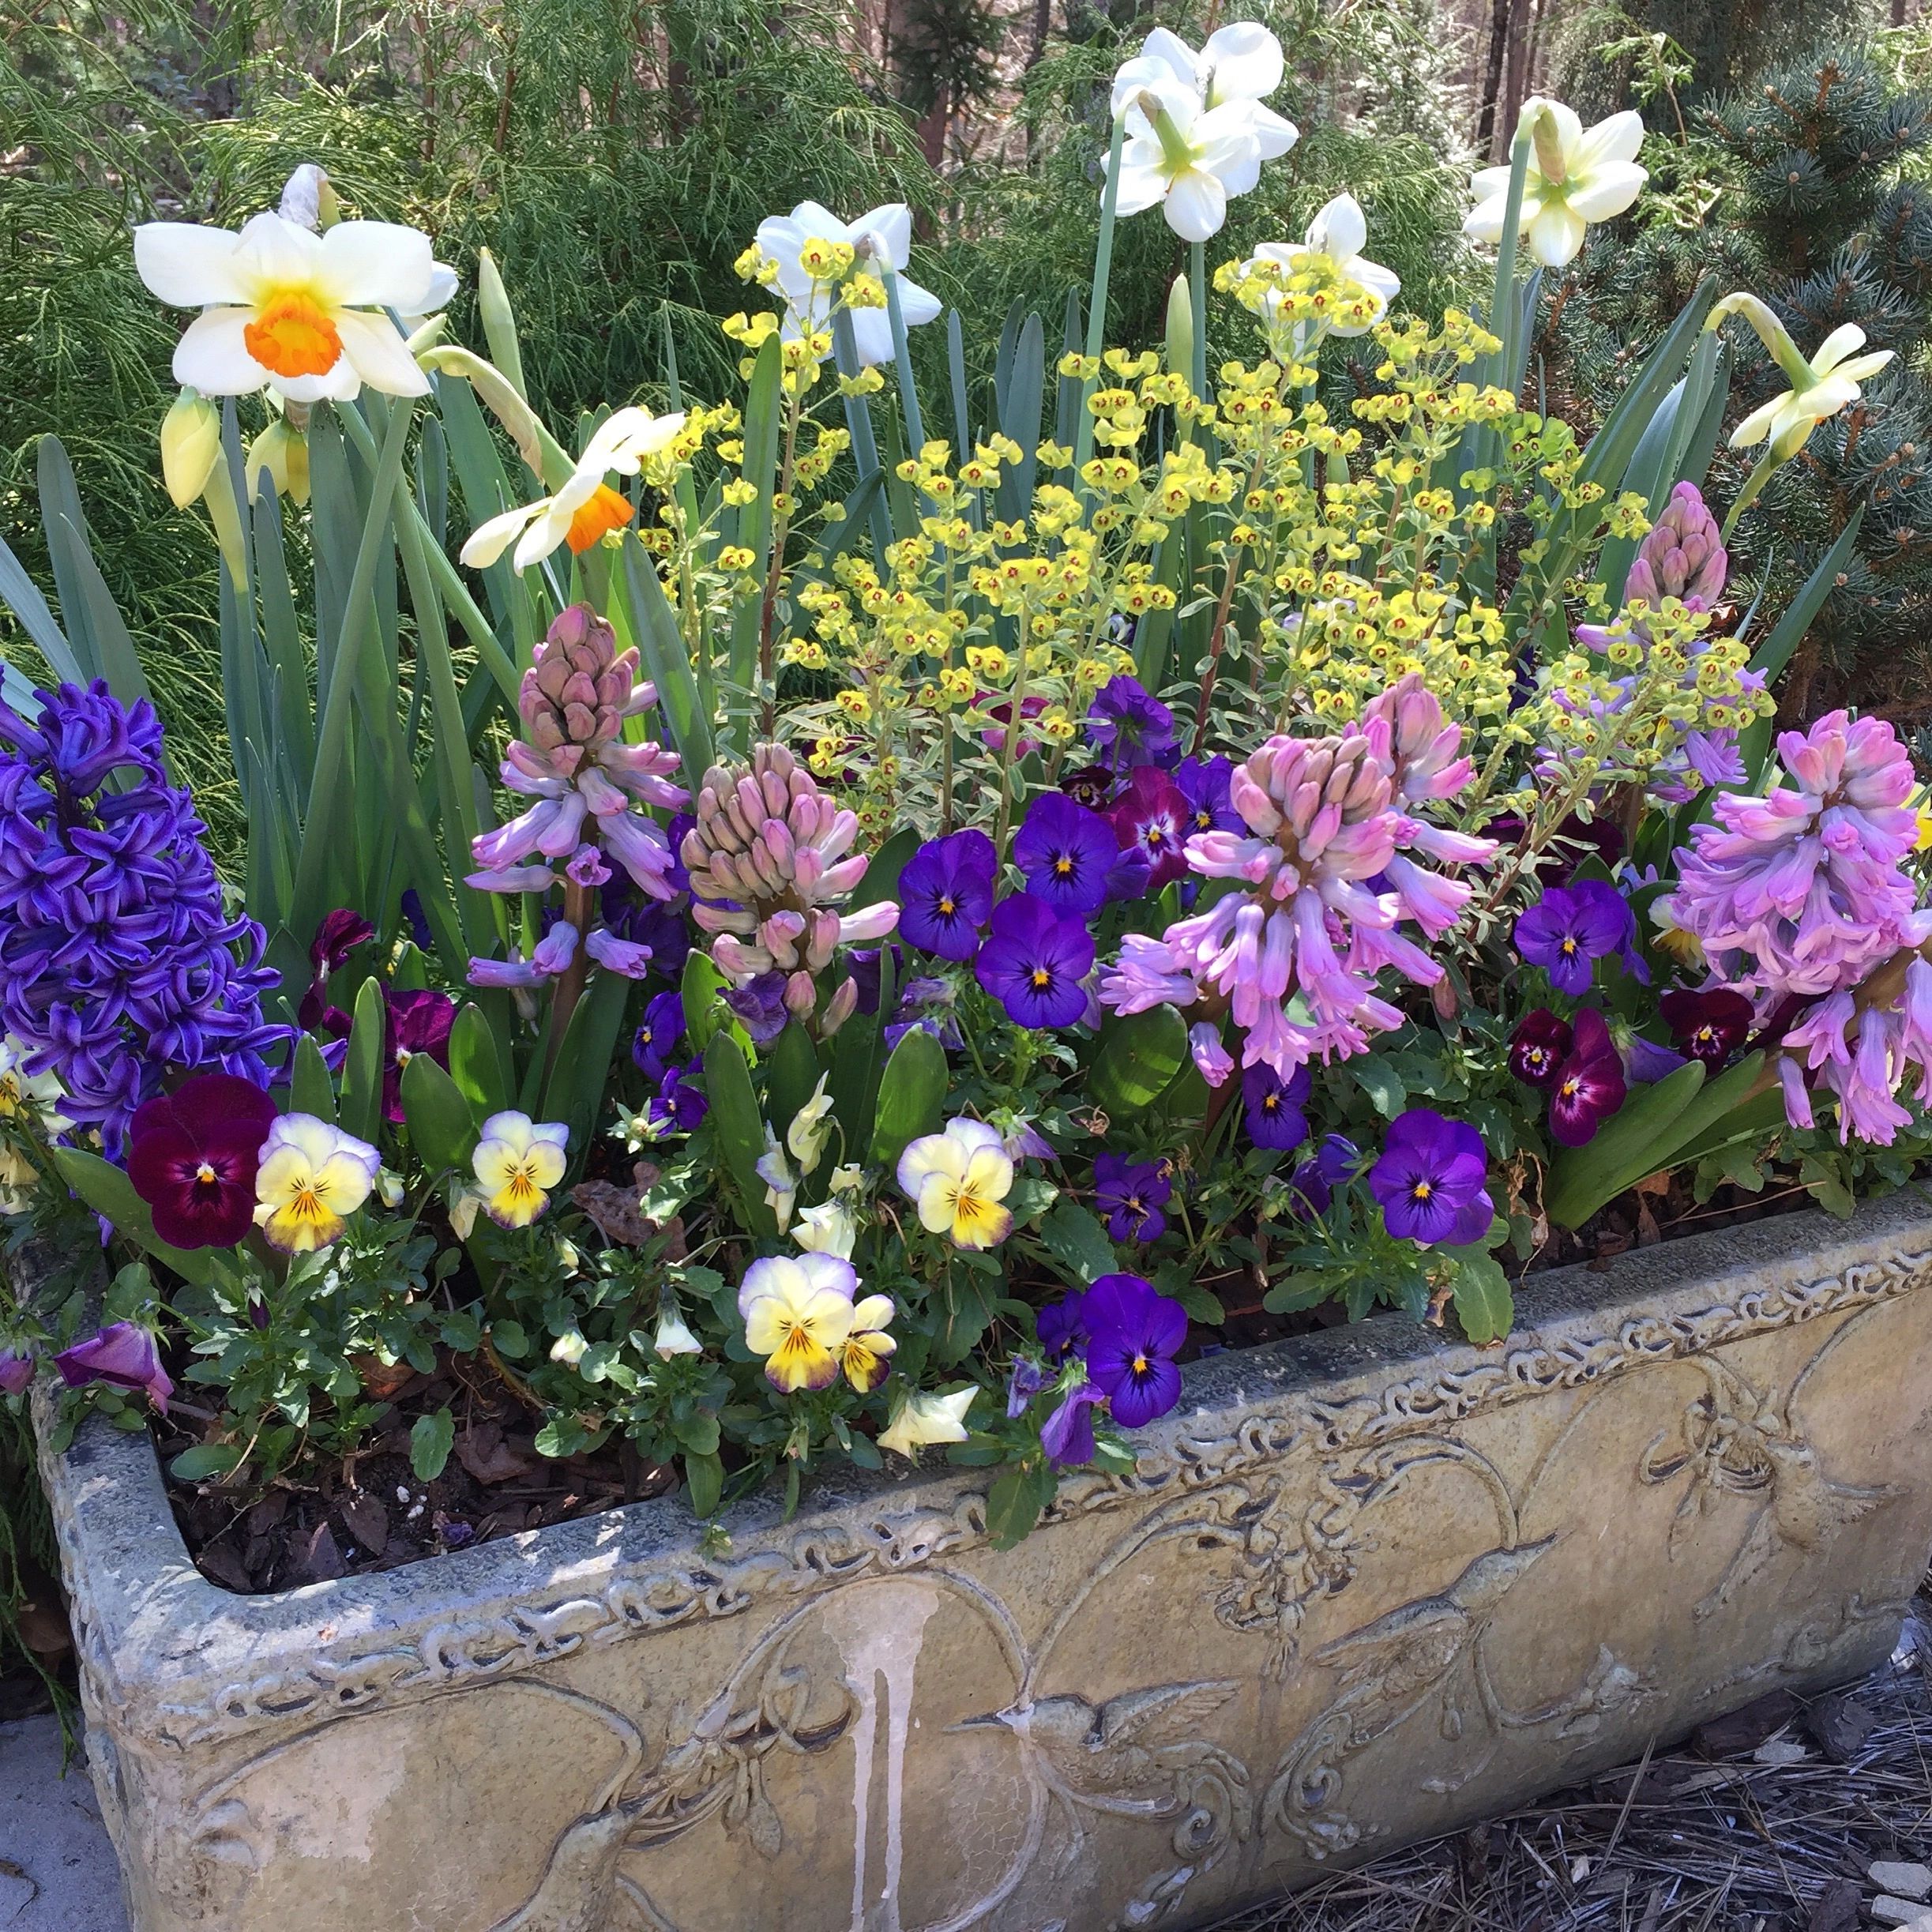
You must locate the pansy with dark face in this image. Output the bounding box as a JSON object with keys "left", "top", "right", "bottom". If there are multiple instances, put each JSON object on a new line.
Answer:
{"left": 1242, "top": 1062, "right": 1311, "bottom": 1151}
{"left": 1013, "top": 792, "right": 1119, "bottom": 917}
{"left": 1659, "top": 987, "right": 1754, "bottom": 1069}
{"left": 1081, "top": 1272, "right": 1188, "bottom": 1427}
{"left": 1110, "top": 767, "right": 1193, "bottom": 891}
{"left": 1546, "top": 1008, "right": 1627, "bottom": 1147}
{"left": 383, "top": 988, "right": 456, "bottom": 1123}
{"left": 974, "top": 893, "right": 1096, "bottom": 1028}
{"left": 1508, "top": 1009, "right": 1573, "bottom": 1089}
{"left": 897, "top": 829, "right": 997, "bottom": 961}
{"left": 126, "top": 1071, "right": 278, "bottom": 1250}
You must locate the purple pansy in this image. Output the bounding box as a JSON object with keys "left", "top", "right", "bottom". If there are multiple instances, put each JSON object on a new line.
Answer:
{"left": 55, "top": 1322, "right": 173, "bottom": 1412}
{"left": 301, "top": 908, "right": 374, "bottom": 1032}
{"left": 1514, "top": 881, "right": 1641, "bottom": 996}
{"left": 1370, "top": 1110, "right": 1494, "bottom": 1247}
{"left": 1037, "top": 1291, "right": 1089, "bottom": 1363}
{"left": 1111, "top": 767, "right": 1193, "bottom": 891}
{"left": 1087, "top": 675, "right": 1178, "bottom": 772}
{"left": 126, "top": 1072, "right": 278, "bottom": 1250}
{"left": 1041, "top": 1381, "right": 1106, "bottom": 1465}
{"left": 648, "top": 1060, "right": 709, "bottom": 1135}
{"left": 632, "top": 991, "right": 686, "bottom": 1082}
{"left": 1508, "top": 1009, "right": 1573, "bottom": 1089}
{"left": 898, "top": 830, "right": 997, "bottom": 962}
{"left": 1006, "top": 1356, "right": 1049, "bottom": 1417}
{"left": 0, "top": 1350, "right": 32, "bottom": 1396}
{"left": 1290, "top": 1134, "right": 1358, "bottom": 1216}
{"left": 1174, "top": 754, "right": 1239, "bottom": 837}
{"left": 1092, "top": 1152, "right": 1172, "bottom": 1243}
{"left": 1659, "top": 987, "right": 1754, "bottom": 1069}
{"left": 974, "top": 894, "right": 1096, "bottom": 1029}
{"left": 1547, "top": 1009, "right": 1627, "bottom": 1148}
{"left": 383, "top": 989, "right": 456, "bottom": 1123}
{"left": 722, "top": 971, "right": 790, "bottom": 1047}
{"left": 1081, "top": 1272, "right": 1188, "bottom": 1428}
{"left": 1013, "top": 792, "right": 1120, "bottom": 917}
{"left": 1242, "top": 1062, "right": 1311, "bottom": 1152}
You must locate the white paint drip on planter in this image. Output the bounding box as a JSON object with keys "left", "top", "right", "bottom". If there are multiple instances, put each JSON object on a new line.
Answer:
{"left": 823, "top": 1579, "right": 942, "bottom": 1931}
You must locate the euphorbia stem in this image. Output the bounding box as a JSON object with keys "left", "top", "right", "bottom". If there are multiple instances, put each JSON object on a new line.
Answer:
{"left": 991, "top": 614, "right": 1036, "bottom": 861}
{"left": 1192, "top": 550, "right": 1241, "bottom": 755}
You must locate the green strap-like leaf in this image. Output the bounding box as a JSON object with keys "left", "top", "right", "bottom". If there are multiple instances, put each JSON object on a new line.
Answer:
{"left": 704, "top": 1031, "right": 778, "bottom": 1239}
{"left": 338, "top": 975, "right": 390, "bottom": 1145}
{"left": 401, "top": 1053, "right": 481, "bottom": 1176}
{"left": 869, "top": 1026, "right": 947, "bottom": 1171}
{"left": 1088, "top": 1004, "right": 1190, "bottom": 1119}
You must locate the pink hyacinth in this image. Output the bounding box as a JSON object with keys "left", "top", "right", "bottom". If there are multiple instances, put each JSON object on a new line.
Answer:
{"left": 1626, "top": 482, "right": 1727, "bottom": 615}
{"left": 1779, "top": 956, "right": 1932, "bottom": 1146}
{"left": 1099, "top": 675, "right": 1496, "bottom": 1079}
{"left": 1668, "top": 710, "right": 1929, "bottom": 1001}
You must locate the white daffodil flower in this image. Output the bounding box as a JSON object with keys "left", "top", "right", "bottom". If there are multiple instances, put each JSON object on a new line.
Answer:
{"left": 458, "top": 406, "right": 685, "bottom": 573}
{"left": 1244, "top": 194, "right": 1401, "bottom": 337}
{"left": 1110, "top": 77, "right": 1264, "bottom": 243}
{"left": 753, "top": 201, "right": 942, "bottom": 369}
{"left": 1725, "top": 311, "right": 1894, "bottom": 459}
{"left": 1111, "top": 21, "right": 1299, "bottom": 163}
{"left": 134, "top": 210, "right": 438, "bottom": 402}
{"left": 1465, "top": 97, "right": 1647, "bottom": 268}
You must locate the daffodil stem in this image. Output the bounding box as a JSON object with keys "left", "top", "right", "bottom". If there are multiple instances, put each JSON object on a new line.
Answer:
{"left": 1075, "top": 113, "right": 1129, "bottom": 476}
{"left": 882, "top": 264, "right": 925, "bottom": 457}
{"left": 1190, "top": 240, "right": 1208, "bottom": 403}
{"left": 1722, "top": 449, "right": 1779, "bottom": 541}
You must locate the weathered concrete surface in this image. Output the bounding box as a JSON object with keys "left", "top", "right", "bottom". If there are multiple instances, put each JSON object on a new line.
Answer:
{"left": 0, "top": 1716, "right": 130, "bottom": 1931}
{"left": 35, "top": 1193, "right": 1932, "bottom": 1932}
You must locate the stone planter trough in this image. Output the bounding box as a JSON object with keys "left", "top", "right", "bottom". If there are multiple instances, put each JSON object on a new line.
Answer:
{"left": 32, "top": 1193, "right": 1932, "bottom": 1932}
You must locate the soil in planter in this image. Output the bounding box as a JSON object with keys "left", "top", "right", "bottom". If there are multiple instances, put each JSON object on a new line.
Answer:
{"left": 148, "top": 1168, "right": 1829, "bottom": 1596}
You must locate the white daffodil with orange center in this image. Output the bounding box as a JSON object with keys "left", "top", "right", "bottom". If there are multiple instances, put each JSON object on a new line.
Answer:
{"left": 458, "top": 407, "right": 686, "bottom": 573}
{"left": 253, "top": 1114, "right": 381, "bottom": 1253}
{"left": 737, "top": 1254, "right": 863, "bottom": 1393}
{"left": 896, "top": 1118, "right": 1014, "bottom": 1250}
{"left": 472, "top": 1111, "right": 569, "bottom": 1228}
{"left": 133, "top": 210, "right": 438, "bottom": 403}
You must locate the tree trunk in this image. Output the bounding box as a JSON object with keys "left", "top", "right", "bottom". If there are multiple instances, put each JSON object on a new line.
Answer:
{"left": 1475, "top": 0, "right": 1512, "bottom": 160}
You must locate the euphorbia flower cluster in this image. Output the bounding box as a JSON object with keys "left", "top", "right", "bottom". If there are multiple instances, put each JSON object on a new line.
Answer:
{"left": 1102, "top": 675, "right": 1496, "bottom": 1078}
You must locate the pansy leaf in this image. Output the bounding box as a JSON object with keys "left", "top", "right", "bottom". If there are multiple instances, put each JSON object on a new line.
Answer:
{"left": 410, "top": 1407, "right": 456, "bottom": 1482}
{"left": 1038, "top": 1201, "right": 1117, "bottom": 1286}
{"left": 1444, "top": 1246, "right": 1514, "bottom": 1346}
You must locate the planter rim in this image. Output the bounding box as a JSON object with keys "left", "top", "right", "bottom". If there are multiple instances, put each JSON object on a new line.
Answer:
{"left": 37, "top": 1191, "right": 1932, "bottom": 1755}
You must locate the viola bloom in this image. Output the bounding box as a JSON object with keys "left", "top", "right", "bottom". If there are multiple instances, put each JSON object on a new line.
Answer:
{"left": 1087, "top": 675, "right": 1178, "bottom": 772}
{"left": 1508, "top": 1009, "right": 1573, "bottom": 1089}
{"left": 737, "top": 1253, "right": 860, "bottom": 1393}
{"left": 1370, "top": 1110, "right": 1493, "bottom": 1247}
{"left": 0, "top": 1350, "right": 32, "bottom": 1396}
{"left": 133, "top": 209, "right": 437, "bottom": 401}
{"left": 1041, "top": 1381, "right": 1106, "bottom": 1467}
{"left": 1242, "top": 1062, "right": 1311, "bottom": 1152}
{"left": 254, "top": 1114, "right": 381, "bottom": 1253}
{"left": 1081, "top": 1272, "right": 1188, "bottom": 1428}
{"left": 652, "top": 1302, "right": 703, "bottom": 1359}
{"left": 1092, "top": 1152, "right": 1172, "bottom": 1243}
{"left": 1111, "top": 768, "right": 1193, "bottom": 892}
{"left": 1244, "top": 194, "right": 1400, "bottom": 336}
{"left": 1659, "top": 987, "right": 1755, "bottom": 1069}
{"left": 1465, "top": 97, "right": 1647, "bottom": 268}
{"left": 878, "top": 1385, "right": 977, "bottom": 1457}
{"left": 472, "top": 1111, "right": 569, "bottom": 1229}
{"left": 55, "top": 1322, "right": 173, "bottom": 1412}
{"left": 383, "top": 988, "right": 455, "bottom": 1123}
{"left": 1036, "top": 1292, "right": 1090, "bottom": 1363}
{"left": 974, "top": 894, "right": 1096, "bottom": 1030}
{"left": 793, "top": 1196, "right": 859, "bottom": 1259}
{"left": 648, "top": 1061, "right": 709, "bottom": 1137}
{"left": 1290, "top": 1134, "right": 1358, "bottom": 1216}
{"left": 897, "top": 829, "right": 997, "bottom": 961}
{"left": 1546, "top": 1009, "right": 1627, "bottom": 1148}
{"left": 460, "top": 408, "right": 686, "bottom": 573}
{"left": 1514, "top": 880, "right": 1637, "bottom": 996}
{"left": 1174, "top": 754, "right": 1239, "bottom": 836}
{"left": 631, "top": 991, "right": 686, "bottom": 1084}
{"left": 897, "top": 1118, "right": 1015, "bottom": 1250}
{"left": 126, "top": 1073, "right": 278, "bottom": 1250}
{"left": 840, "top": 1294, "right": 899, "bottom": 1393}
{"left": 1013, "top": 791, "right": 1121, "bottom": 916}
{"left": 785, "top": 1073, "right": 836, "bottom": 1176}
{"left": 751, "top": 201, "right": 942, "bottom": 369}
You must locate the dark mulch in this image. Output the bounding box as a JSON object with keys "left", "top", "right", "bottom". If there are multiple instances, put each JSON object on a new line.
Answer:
{"left": 1210, "top": 1589, "right": 1932, "bottom": 1932}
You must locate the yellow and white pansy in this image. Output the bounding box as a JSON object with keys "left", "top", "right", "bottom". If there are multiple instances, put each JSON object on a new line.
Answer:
{"left": 877, "top": 1385, "right": 976, "bottom": 1458}
{"left": 1465, "top": 97, "right": 1647, "bottom": 268}
{"left": 253, "top": 1114, "right": 381, "bottom": 1253}
{"left": 838, "top": 1294, "right": 897, "bottom": 1393}
{"left": 1243, "top": 194, "right": 1400, "bottom": 338}
{"left": 458, "top": 407, "right": 686, "bottom": 573}
{"left": 133, "top": 209, "right": 438, "bottom": 403}
{"left": 471, "top": 1111, "right": 569, "bottom": 1228}
{"left": 896, "top": 1118, "right": 1014, "bottom": 1250}
{"left": 737, "top": 1253, "right": 862, "bottom": 1393}
{"left": 751, "top": 201, "right": 942, "bottom": 369}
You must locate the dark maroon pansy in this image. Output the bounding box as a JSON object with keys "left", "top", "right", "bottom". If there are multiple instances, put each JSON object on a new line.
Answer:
{"left": 126, "top": 1073, "right": 279, "bottom": 1249}
{"left": 1509, "top": 1009, "right": 1573, "bottom": 1089}
{"left": 383, "top": 988, "right": 457, "bottom": 1122}
{"left": 1110, "top": 766, "right": 1193, "bottom": 892}
{"left": 1659, "top": 987, "right": 1755, "bottom": 1069}
{"left": 1546, "top": 1009, "right": 1626, "bottom": 1148}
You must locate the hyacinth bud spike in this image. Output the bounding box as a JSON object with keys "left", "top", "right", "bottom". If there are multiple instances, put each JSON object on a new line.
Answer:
{"left": 762, "top": 818, "right": 796, "bottom": 873}
{"left": 819, "top": 855, "right": 868, "bottom": 896}
{"left": 735, "top": 776, "right": 770, "bottom": 832}
{"left": 821, "top": 976, "right": 859, "bottom": 1036}
{"left": 784, "top": 970, "right": 817, "bottom": 1020}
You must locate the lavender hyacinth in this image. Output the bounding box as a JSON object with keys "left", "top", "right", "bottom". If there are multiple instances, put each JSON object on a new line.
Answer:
{"left": 1099, "top": 675, "right": 1495, "bottom": 1078}
{"left": 0, "top": 681, "right": 285, "bottom": 1152}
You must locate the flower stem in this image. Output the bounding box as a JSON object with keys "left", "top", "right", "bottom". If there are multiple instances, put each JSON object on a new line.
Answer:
{"left": 1074, "top": 112, "right": 1128, "bottom": 477}
{"left": 1190, "top": 239, "right": 1208, "bottom": 403}
{"left": 545, "top": 878, "right": 595, "bottom": 1080}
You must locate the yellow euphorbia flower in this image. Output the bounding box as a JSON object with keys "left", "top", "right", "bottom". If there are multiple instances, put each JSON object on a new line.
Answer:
{"left": 737, "top": 1254, "right": 861, "bottom": 1393}
{"left": 472, "top": 1111, "right": 569, "bottom": 1228}
{"left": 896, "top": 1118, "right": 1014, "bottom": 1250}
{"left": 254, "top": 1114, "right": 381, "bottom": 1253}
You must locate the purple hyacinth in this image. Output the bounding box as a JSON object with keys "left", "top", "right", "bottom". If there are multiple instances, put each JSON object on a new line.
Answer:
{"left": 1514, "top": 881, "right": 1638, "bottom": 997}
{"left": 1546, "top": 1009, "right": 1626, "bottom": 1148}
{"left": 1092, "top": 1152, "right": 1172, "bottom": 1242}
{"left": 974, "top": 894, "right": 1095, "bottom": 1029}
{"left": 1081, "top": 1273, "right": 1187, "bottom": 1428}
{"left": 1013, "top": 791, "right": 1120, "bottom": 917}
{"left": 1242, "top": 1062, "right": 1311, "bottom": 1152}
{"left": 632, "top": 990, "right": 686, "bottom": 1081}
{"left": 1087, "top": 675, "right": 1178, "bottom": 771}
{"left": 0, "top": 680, "right": 287, "bottom": 1152}
{"left": 897, "top": 830, "right": 996, "bottom": 961}
{"left": 1627, "top": 482, "right": 1727, "bottom": 615}
{"left": 1370, "top": 1110, "right": 1493, "bottom": 1247}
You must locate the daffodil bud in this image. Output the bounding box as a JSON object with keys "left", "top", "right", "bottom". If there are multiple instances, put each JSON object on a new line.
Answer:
{"left": 160, "top": 390, "right": 221, "bottom": 509}
{"left": 246, "top": 420, "right": 311, "bottom": 508}
{"left": 476, "top": 248, "right": 528, "bottom": 404}
{"left": 1164, "top": 273, "right": 1194, "bottom": 393}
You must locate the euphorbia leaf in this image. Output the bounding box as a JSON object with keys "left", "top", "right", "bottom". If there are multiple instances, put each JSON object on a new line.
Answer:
{"left": 1088, "top": 1004, "right": 1189, "bottom": 1120}
{"left": 869, "top": 1026, "right": 947, "bottom": 1171}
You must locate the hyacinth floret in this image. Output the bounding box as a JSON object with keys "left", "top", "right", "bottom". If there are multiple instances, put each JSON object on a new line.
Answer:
{"left": 1100, "top": 675, "right": 1495, "bottom": 1077}
{"left": 0, "top": 680, "right": 286, "bottom": 1152}
{"left": 681, "top": 742, "right": 899, "bottom": 1011}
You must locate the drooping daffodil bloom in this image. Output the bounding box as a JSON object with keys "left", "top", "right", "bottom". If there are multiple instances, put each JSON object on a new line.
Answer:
{"left": 877, "top": 1385, "right": 977, "bottom": 1458}
{"left": 1242, "top": 194, "right": 1401, "bottom": 339}
{"left": 459, "top": 407, "right": 686, "bottom": 573}
{"left": 785, "top": 1074, "right": 836, "bottom": 1178}
{"left": 1712, "top": 294, "right": 1895, "bottom": 460}
{"left": 896, "top": 1118, "right": 1014, "bottom": 1250}
{"left": 471, "top": 1111, "right": 569, "bottom": 1229}
{"left": 246, "top": 419, "right": 311, "bottom": 507}
{"left": 737, "top": 1253, "right": 863, "bottom": 1393}
{"left": 133, "top": 209, "right": 438, "bottom": 402}
{"left": 1111, "top": 22, "right": 1299, "bottom": 162}
{"left": 751, "top": 201, "right": 942, "bottom": 369}
{"left": 1465, "top": 97, "right": 1647, "bottom": 268}
{"left": 1108, "top": 77, "right": 1265, "bottom": 244}
{"left": 159, "top": 390, "right": 223, "bottom": 509}
{"left": 253, "top": 1114, "right": 382, "bottom": 1253}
